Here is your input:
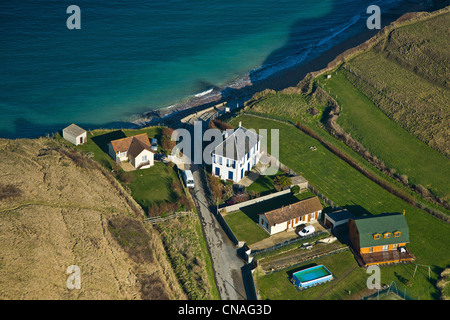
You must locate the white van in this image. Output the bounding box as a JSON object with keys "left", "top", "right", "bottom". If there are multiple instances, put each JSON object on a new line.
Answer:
{"left": 183, "top": 170, "right": 195, "bottom": 188}
{"left": 151, "top": 138, "right": 158, "bottom": 152}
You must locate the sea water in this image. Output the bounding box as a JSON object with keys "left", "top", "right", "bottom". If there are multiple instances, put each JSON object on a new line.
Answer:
{"left": 0, "top": 0, "right": 408, "bottom": 138}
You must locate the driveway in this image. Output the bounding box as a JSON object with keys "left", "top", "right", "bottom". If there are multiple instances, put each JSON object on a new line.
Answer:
{"left": 190, "top": 164, "right": 247, "bottom": 300}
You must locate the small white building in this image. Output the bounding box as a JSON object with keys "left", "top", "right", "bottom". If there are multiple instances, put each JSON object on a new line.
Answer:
{"left": 211, "top": 125, "right": 262, "bottom": 183}
{"left": 108, "top": 133, "right": 154, "bottom": 169}
{"left": 258, "top": 196, "right": 323, "bottom": 235}
{"left": 62, "top": 124, "right": 87, "bottom": 146}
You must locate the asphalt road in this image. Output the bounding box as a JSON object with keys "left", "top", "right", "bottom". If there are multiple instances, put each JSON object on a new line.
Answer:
{"left": 190, "top": 164, "right": 247, "bottom": 300}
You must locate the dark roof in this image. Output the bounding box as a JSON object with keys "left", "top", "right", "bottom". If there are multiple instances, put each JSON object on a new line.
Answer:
{"left": 110, "top": 133, "right": 151, "bottom": 153}
{"left": 353, "top": 213, "right": 410, "bottom": 248}
{"left": 128, "top": 137, "right": 154, "bottom": 158}
{"left": 325, "top": 209, "right": 354, "bottom": 222}
{"left": 212, "top": 126, "right": 261, "bottom": 160}
{"left": 259, "top": 196, "right": 323, "bottom": 226}
{"left": 63, "top": 124, "right": 86, "bottom": 137}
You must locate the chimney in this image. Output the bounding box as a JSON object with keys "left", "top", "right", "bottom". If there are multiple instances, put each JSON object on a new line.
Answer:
{"left": 403, "top": 210, "right": 405, "bottom": 216}
{"left": 239, "top": 121, "right": 242, "bottom": 127}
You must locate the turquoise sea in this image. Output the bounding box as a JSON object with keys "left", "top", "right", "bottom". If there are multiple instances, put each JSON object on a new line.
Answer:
{"left": 0, "top": 0, "right": 415, "bottom": 138}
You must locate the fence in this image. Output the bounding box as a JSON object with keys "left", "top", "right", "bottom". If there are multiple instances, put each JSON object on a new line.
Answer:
{"left": 222, "top": 189, "right": 292, "bottom": 213}
{"left": 361, "top": 281, "right": 418, "bottom": 300}
{"left": 250, "top": 231, "right": 328, "bottom": 258}
{"left": 144, "top": 211, "right": 193, "bottom": 224}
{"left": 308, "top": 185, "right": 340, "bottom": 210}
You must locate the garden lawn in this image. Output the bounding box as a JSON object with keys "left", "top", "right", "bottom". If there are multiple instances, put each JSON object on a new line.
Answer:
{"left": 127, "top": 162, "right": 182, "bottom": 212}
{"left": 230, "top": 114, "right": 450, "bottom": 299}
{"left": 222, "top": 210, "right": 269, "bottom": 246}
{"left": 256, "top": 249, "right": 368, "bottom": 300}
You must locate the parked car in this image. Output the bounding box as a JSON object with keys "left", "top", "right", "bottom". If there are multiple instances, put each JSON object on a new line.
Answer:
{"left": 298, "top": 225, "right": 315, "bottom": 237}
{"left": 182, "top": 170, "right": 195, "bottom": 188}
{"left": 226, "top": 198, "right": 236, "bottom": 206}
{"left": 300, "top": 242, "right": 313, "bottom": 250}
{"left": 151, "top": 138, "right": 158, "bottom": 152}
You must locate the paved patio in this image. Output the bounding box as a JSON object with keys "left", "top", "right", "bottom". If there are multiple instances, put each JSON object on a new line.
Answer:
{"left": 120, "top": 161, "right": 136, "bottom": 172}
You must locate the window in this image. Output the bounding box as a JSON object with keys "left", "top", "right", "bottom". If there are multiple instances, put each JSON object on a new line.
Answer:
{"left": 218, "top": 156, "right": 222, "bottom": 165}
{"left": 142, "top": 155, "right": 147, "bottom": 162}
{"left": 215, "top": 167, "right": 220, "bottom": 176}
{"left": 228, "top": 171, "right": 233, "bottom": 180}
{"left": 394, "top": 231, "right": 401, "bottom": 237}
{"left": 373, "top": 233, "right": 381, "bottom": 240}
{"left": 384, "top": 233, "right": 391, "bottom": 239}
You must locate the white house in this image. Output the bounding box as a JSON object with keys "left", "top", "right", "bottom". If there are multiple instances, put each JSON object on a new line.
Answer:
{"left": 108, "top": 133, "right": 154, "bottom": 169}
{"left": 211, "top": 125, "right": 262, "bottom": 183}
{"left": 62, "top": 124, "right": 87, "bottom": 146}
{"left": 258, "top": 196, "right": 323, "bottom": 235}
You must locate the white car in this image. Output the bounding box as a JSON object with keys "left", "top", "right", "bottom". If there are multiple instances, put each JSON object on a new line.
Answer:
{"left": 298, "top": 225, "right": 315, "bottom": 237}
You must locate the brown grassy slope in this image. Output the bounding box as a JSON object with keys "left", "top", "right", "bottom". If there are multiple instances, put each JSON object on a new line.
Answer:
{"left": 0, "top": 138, "right": 185, "bottom": 300}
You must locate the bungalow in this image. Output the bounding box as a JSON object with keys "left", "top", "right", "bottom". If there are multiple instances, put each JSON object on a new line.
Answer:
{"left": 348, "top": 212, "right": 415, "bottom": 266}
{"left": 258, "top": 196, "right": 323, "bottom": 235}
{"left": 62, "top": 124, "right": 87, "bottom": 146}
{"left": 108, "top": 133, "right": 155, "bottom": 169}
{"left": 211, "top": 124, "right": 262, "bottom": 183}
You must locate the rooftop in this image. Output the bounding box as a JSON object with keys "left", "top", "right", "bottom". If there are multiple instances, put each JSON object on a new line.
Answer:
{"left": 63, "top": 124, "right": 86, "bottom": 137}
{"left": 212, "top": 126, "right": 261, "bottom": 161}
{"left": 259, "top": 196, "right": 323, "bottom": 227}
{"left": 110, "top": 133, "right": 151, "bottom": 154}
{"left": 353, "top": 213, "right": 410, "bottom": 248}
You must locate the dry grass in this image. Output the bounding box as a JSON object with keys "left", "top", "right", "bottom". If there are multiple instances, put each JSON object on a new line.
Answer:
{"left": 0, "top": 138, "right": 185, "bottom": 300}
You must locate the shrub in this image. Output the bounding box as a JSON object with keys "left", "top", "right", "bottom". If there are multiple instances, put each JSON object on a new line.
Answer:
{"left": 0, "top": 184, "right": 22, "bottom": 200}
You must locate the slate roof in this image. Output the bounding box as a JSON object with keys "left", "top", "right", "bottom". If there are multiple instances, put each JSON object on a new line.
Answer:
{"left": 259, "top": 196, "right": 323, "bottom": 226}
{"left": 353, "top": 213, "right": 410, "bottom": 248}
{"left": 212, "top": 126, "right": 261, "bottom": 161}
{"left": 63, "top": 124, "right": 86, "bottom": 137}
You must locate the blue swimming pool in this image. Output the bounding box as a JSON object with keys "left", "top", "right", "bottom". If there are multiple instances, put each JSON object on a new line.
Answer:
{"left": 292, "top": 265, "right": 333, "bottom": 288}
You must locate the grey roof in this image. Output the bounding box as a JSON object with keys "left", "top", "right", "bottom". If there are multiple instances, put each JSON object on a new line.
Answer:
{"left": 63, "top": 124, "right": 86, "bottom": 137}
{"left": 325, "top": 209, "right": 354, "bottom": 222}
{"left": 212, "top": 126, "right": 261, "bottom": 160}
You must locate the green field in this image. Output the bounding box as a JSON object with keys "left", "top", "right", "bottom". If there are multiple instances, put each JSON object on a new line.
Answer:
{"left": 335, "top": 10, "right": 450, "bottom": 159}
{"left": 230, "top": 114, "right": 450, "bottom": 299}
{"left": 317, "top": 71, "right": 450, "bottom": 201}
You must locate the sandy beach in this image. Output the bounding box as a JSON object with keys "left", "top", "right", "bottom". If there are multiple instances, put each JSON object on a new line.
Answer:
{"left": 132, "top": 0, "right": 431, "bottom": 129}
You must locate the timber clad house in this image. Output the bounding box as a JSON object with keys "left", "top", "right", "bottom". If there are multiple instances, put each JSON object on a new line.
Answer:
{"left": 348, "top": 212, "right": 415, "bottom": 266}
{"left": 211, "top": 125, "right": 262, "bottom": 183}
{"left": 258, "top": 196, "right": 323, "bottom": 235}
{"left": 108, "top": 133, "right": 155, "bottom": 169}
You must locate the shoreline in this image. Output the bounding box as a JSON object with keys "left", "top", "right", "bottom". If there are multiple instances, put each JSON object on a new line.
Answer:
{"left": 130, "top": 0, "right": 432, "bottom": 129}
